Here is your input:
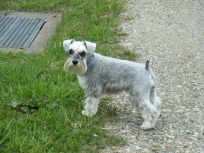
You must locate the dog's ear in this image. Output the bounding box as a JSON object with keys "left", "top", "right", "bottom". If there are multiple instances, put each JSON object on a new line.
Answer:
{"left": 63, "top": 39, "right": 75, "bottom": 52}
{"left": 84, "top": 41, "right": 96, "bottom": 54}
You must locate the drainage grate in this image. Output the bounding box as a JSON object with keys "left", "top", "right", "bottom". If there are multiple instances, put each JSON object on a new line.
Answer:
{"left": 0, "top": 16, "right": 46, "bottom": 49}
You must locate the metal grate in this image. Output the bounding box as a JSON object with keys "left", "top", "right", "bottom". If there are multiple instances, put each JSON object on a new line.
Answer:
{"left": 0, "top": 16, "right": 46, "bottom": 49}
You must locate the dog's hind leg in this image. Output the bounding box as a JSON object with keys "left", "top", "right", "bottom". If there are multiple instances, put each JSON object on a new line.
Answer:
{"left": 150, "top": 87, "right": 161, "bottom": 120}
{"left": 130, "top": 90, "right": 158, "bottom": 130}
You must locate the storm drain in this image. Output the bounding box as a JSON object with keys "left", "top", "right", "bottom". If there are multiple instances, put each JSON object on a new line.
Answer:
{"left": 0, "top": 16, "right": 46, "bottom": 49}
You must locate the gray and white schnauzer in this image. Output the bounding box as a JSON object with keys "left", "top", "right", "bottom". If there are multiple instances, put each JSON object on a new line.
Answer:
{"left": 63, "top": 39, "right": 161, "bottom": 130}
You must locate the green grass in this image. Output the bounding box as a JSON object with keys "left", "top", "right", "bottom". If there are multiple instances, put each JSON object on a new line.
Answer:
{"left": 0, "top": 0, "right": 138, "bottom": 152}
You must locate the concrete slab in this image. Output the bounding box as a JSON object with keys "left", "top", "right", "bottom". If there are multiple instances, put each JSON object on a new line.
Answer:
{"left": 0, "top": 10, "right": 61, "bottom": 54}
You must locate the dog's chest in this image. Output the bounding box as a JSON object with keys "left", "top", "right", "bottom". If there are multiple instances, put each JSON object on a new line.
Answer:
{"left": 77, "top": 75, "right": 88, "bottom": 89}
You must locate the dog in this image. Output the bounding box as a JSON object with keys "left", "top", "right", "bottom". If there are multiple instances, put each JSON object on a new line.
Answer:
{"left": 63, "top": 39, "right": 161, "bottom": 130}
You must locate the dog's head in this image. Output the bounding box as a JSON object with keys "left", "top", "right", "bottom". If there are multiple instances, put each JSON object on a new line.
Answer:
{"left": 63, "top": 39, "right": 96, "bottom": 75}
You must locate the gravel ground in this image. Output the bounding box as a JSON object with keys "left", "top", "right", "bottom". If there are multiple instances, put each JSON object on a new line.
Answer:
{"left": 101, "top": 0, "right": 204, "bottom": 152}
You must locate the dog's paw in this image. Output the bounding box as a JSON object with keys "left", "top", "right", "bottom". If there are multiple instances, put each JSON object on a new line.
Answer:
{"left": 82, "top": 110, "right": 93, "bottom": 117}
{"left": 140, "top": 122, "right": 154, "bottom": 130}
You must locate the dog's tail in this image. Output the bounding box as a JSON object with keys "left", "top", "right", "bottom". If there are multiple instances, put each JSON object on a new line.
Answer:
{"left": 145, "top": 60, "right": 157, "bottom": 85}
{"left": 145, "top": 60, "right": 150, "bottom": 71}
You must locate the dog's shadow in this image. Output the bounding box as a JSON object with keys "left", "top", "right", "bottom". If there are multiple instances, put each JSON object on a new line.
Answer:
{"left": 99, "top": 95, "right": 144, "bottom": 128}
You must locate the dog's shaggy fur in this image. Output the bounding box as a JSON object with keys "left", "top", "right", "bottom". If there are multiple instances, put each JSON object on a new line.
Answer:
{"left": 63, "top": 39, "right": 161, "bottom": 130}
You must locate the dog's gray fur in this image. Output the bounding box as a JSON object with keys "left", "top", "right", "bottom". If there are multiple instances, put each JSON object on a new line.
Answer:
{"left": 63, "top": 39, "right": 161, "bottom": 130}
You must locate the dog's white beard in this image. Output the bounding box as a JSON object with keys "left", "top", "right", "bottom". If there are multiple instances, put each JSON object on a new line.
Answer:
{"left": 64, "top": 60, "right": 87, "bottom": 75}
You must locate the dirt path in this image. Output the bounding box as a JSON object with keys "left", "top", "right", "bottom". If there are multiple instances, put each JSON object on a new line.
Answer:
{"left": 101, "top": 0, "right": 204, "bottom": 152}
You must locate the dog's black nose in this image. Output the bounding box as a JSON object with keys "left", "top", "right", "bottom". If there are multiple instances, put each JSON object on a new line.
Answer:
{"left": 73, "top": 60, "right": 78, "bottom": 65}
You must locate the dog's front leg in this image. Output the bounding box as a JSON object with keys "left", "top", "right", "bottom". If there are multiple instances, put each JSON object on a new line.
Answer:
{"left": 82, "top": 96, "right": 100, "bottom": 117}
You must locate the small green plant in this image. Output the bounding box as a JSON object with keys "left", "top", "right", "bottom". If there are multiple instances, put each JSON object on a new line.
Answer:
{"left": 0, "top": 0, "right": 136, "bottom": 152}
{"left": 120, "top": 51, "right": 140, "bottom": 61}
{"left": 123, "top": 15, "right": 135, "bottom": 20}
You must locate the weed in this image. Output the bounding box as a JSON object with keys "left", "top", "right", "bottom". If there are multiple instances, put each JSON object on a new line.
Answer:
{"left": 0, "top": 0, "right": 136, "bottom": 152}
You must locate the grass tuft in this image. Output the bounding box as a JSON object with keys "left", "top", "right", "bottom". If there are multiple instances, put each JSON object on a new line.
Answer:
{"left": 0, "top": 0, "right": 136, "bottom": 152}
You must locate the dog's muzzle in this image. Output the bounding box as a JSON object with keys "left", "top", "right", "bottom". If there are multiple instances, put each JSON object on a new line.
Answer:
{"left": 64, "top": 59, "right": 87, "bottom": 75}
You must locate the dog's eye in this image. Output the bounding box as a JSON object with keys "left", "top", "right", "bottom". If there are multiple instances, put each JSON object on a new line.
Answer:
{"left": 69, "top": 49, "right": 74, "bottom": 54}
{"left": 79, "top": 51, "right": 86, "bottom": 57}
